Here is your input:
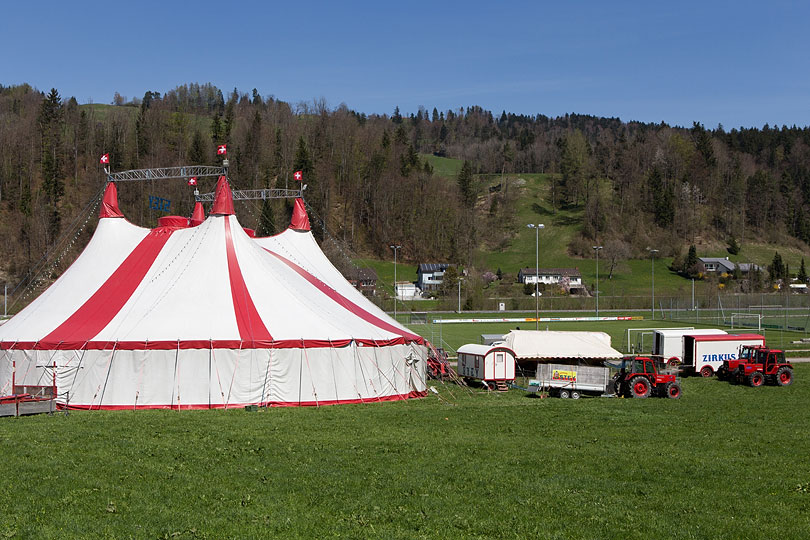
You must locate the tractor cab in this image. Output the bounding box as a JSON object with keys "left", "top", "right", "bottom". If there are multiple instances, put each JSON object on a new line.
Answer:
{"left": 614, "top": 356, "right": 681, "bottom": 399}
{"left": 737, "top": 348, "right": 793, "bottom": 387}
{"left": 718, "top": 344, "right": 764, "bottom": 380}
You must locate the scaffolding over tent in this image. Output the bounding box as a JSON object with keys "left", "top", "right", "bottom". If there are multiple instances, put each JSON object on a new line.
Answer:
{"left": 0, "top": 173, "right": 427, "bottom": 409}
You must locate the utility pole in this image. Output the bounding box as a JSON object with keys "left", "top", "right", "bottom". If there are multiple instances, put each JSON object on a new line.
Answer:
{"left": 389, "top": 245, "right": 401, "bottom": 320}
{"left": 593, "top": 246, "right": 603, "bottom": 317}
{"left": 528, "top": 224, "right": 545, "bottom": 330}
{"left": 648, "top": 248, "right": 659, "bottom": 320}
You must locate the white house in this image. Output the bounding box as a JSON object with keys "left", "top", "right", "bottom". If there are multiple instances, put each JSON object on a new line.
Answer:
{"left": 698, "top": 257, "right": 762, "bottom": 274}
{"left": 519, "top": 268, "right": 583, "bottom": 286}
{"left": 395, "top": 282, "right": 419, "bottom": 299}
{"left": 417, "top": 263, "right": 450, "bottom": 292}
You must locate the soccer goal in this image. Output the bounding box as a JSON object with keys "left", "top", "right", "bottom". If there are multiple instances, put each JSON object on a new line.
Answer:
{"left": 730, "top": 313, "right": 762, "bottom": 330}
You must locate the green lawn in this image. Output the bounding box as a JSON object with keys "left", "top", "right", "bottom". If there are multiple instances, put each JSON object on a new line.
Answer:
{"left": 405, "top": 314, "right": 810, "bottom": 354}
{"left": 2, "top": 366, "right": 808, "bottom": 538}
{"left": 421, "top": 154, "right": 464, "bottom": 178}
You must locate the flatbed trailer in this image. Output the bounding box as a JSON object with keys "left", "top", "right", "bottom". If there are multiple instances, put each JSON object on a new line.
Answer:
{"left": 528, "top": 363, "right": 613, "bottom": 399}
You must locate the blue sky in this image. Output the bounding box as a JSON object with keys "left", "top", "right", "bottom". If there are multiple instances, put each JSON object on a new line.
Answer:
{"left": 2, "top": 1, "right": 808, "bottom": 129}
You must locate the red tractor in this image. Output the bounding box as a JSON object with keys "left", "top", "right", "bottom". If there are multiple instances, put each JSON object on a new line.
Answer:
{"left": 734, "top": 348, "right": 794, "bottom": 387}
{"left": 717, "top": 344, "right": 764, "bottom": 381}
{"left": 613, "top": 356, "right": 682, "bottom": 399}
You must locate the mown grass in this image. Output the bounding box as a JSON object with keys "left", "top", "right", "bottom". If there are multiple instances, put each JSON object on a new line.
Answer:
{"left": 409, "top": 315, "right": 810, "bottom": 354}
{"left": 421, "top": 154, "right": 464, "bottom": 178}
{"left": 1, "top": 366, "right": 809, "bottom": 539}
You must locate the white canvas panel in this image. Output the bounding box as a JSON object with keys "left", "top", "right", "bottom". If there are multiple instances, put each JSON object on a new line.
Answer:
{"left": 256, "top": 230, "right": 412, "bottom": 333}
{"left": 95, "top": 216, "right": 241, "bottom": 342}
{"left": 0, "top": 219, "right": 149, "bottom": 341}
{"left": 235, "top": 221, "right": 400, "bottom": 340}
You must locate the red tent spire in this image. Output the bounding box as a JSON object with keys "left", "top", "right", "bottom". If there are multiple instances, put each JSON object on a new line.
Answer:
{"left": 99, "top": 182, "right": 124, "bottom": 218}
{"left": 190, "top": 201, "right": 205, "bottom": 226}
{"left": 211, "top": 176, "right": 235, "bottom": 216}
{"left": 290, "top": 198, "right": 311, "bottom": 231}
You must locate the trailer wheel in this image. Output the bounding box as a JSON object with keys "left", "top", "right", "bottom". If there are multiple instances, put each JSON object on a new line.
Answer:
{"left": 700, "top": 366, "right": 714, "bottom": 378}
{"left": 748, "top": 371, "right": 764, "bottom": 387}
{"left": 664, "top": 381, "right": 682, "bottom": 399}
{"left": 570, "top": 390, "right": 581, "bottom": 400}
{"left": 776, "top": 367, "right": 794, "bottom": 387}
{"left": 559, "top": 389, "right": 570, "bottom": 399}
{"left": 629, "top": 376, "right": 651, "bottom": 398}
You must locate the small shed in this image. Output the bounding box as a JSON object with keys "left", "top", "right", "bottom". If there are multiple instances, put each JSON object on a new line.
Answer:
{"left": 457, "top": 344, "right": 516, "bottom": 382}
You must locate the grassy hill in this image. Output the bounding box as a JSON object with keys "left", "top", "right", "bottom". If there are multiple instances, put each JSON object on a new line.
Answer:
{"left": 358, "top": 163, "right": 810, "bottom": 305}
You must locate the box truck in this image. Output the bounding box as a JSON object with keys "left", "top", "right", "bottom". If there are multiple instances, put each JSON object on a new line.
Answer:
{"left": 652, "top": 328, "right": 727, "bottom": 365}
{"left": 682, "top": 333, "right": 765, "bottom": 377}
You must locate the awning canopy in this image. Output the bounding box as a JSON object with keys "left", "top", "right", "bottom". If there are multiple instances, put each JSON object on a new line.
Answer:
{"left": 502, "top": 330, "right": 623, "bottom": 360}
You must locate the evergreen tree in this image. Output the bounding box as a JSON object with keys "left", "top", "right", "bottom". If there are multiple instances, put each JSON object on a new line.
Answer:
{"left": 684, "top": 245, "right": 698, "bottom": 272}
{"left": 392, "top": 106, "right": 402, "bottom": 124}
{"left": 189, "top": 130, "right": 206, "bottom": 164}
{"left": 457, "top": 161, "right": 475, "bottom": 207}
{"left": 799, "top": 258, "right": 808, "bottom": 283}
{"left": 38, "top": 88, "right": 64, "bottom": 240}
{"left": 727, "top": 237, "right": 741, "bottom": 255}
{"left": 769, "top": 251, "right": 785, "bottom": 282}
{"left": 257, "top": 198, "right": 276, "bottom": 237}
{"left": 293, "top": 136, "right": 313, "bottom": 178}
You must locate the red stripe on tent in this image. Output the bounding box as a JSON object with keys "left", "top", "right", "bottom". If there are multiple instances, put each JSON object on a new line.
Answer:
{"left": 224, "top": 217, "right": 273, "bottom": 342}
{"left": 2, "top": 338, "right": 422, "bottom": 351}
{"left": 263, "top": 249, "right": 424, "bottom": 343}
{"left": 59, "top": 390, "right": 427, "bottom": 410}
{"left": 41, "top": 229, "right": 174, "bottom": 344}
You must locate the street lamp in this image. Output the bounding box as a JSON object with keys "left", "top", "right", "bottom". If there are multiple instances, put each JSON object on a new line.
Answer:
{"left": 592, "top": 246, "right": 603, "bottom": 317}
{"left": 389, "top": 245, "right": 401, "bottom": 320}
{"left": 648, "top": 248, "right": 659, "bottom": 320}
{"left": 527, "top": 224, "right": 545, "bottom": 330}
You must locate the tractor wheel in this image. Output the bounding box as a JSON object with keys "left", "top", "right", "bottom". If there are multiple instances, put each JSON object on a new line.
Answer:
{"left": 571, "top": 390, "right": 581, "bottom": 400}
{"left": 776, "top": 367, "right": 794, "bottom": 387}
{"left": 664, "top": 381, "right": 682, "bottom": 399}
{"left": 717, "top": 367, "right": 728, "bottom": 381}
{"left": 629, "top": 376, "right": 651, "bottom": 398}
{"left": 748, "top": 371, "right": 764, "bottom": 387}
{"left": 559, "top": 389, "right": 570, "bottom": 399}
{"left": 700, "top": 366, "right": 714, "bottom": 378}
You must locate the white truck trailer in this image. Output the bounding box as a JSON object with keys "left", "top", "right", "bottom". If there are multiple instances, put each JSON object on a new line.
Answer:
{"left": 682, "top": 333, "right": 765, "bottom": 377}
{"left": 652, "top": 328, "right": 727, "bottom": 365}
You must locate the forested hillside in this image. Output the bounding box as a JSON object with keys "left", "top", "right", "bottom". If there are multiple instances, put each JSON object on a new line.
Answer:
{"left": 1, "top": 82, "right": 810, "bottom": 289}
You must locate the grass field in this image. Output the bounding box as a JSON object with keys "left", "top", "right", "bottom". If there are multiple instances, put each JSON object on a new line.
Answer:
{"left": 2, "top": 365, "right": 809, "bottom": 539}
{"left": 403, "top": 313, "right": 810, "bottom": 354}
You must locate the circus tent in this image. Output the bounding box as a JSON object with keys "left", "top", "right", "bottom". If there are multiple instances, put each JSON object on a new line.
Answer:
{"left": 0, "top": 177, "right": 427, "bottom": 409}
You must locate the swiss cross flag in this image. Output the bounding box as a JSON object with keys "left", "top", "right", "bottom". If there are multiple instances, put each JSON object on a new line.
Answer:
{"left": 217, "top": 144, "right": 227, "bottom": 156}
{"left": 188, "top": 177, "right": 197, "bottom": 186}
{"left": 99, "top": 153, "right": 110, "bottom": 164}
{"left": 294, "top": 170, "right": 303, "bottom": 181}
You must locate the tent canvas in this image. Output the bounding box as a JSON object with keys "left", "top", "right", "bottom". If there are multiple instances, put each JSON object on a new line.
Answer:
{"left": 0, "top": 177, "right": 427, "bottom": 409}
{"left": 502, "top": 330, "right": 623, "bottom": 361}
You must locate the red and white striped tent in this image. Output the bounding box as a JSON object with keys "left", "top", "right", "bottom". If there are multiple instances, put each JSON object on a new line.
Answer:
{"left": 0, "top": 177, "right": 427, "bottom": 409}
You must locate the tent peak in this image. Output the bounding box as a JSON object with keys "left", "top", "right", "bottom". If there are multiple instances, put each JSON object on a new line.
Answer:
{"left": 190, "top": 201, "right": 205, "bottom": 226}
{"left": 99, "top": 182, "right": 124, "bottom": 219}
{"left": 211, "top": 176, "right": 234, "bottom": 216}
{"left": 290, "top": 198, "right": 310, "bottom": 231}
